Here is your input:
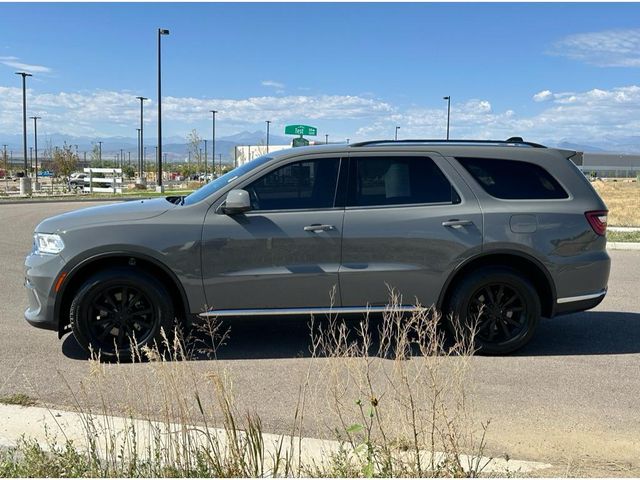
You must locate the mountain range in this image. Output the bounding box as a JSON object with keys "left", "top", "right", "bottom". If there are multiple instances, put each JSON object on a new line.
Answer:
{"left": 0, "top": 131, "right": 293, "bottom": 162}
{"left": 2, "top": 131, "right": 639, "bottom": 161}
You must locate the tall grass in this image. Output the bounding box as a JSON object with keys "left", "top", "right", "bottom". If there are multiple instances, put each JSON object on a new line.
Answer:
{"left": 0, "top": 295, "right": 490, "bottom": 477}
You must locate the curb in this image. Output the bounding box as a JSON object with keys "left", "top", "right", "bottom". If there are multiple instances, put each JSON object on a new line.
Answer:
{"left": 0, "top": 403, "right": 553, "bottom": 475}
{"left": 609, "top": 226, "right": 640, "bottom": 232}
{"left": 607, "top": 242, "right": 640, "bottom": 250}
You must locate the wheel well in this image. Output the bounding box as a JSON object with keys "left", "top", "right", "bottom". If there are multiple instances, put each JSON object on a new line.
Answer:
{"left": 57, "top": 255, "right": 189, "bottom": 336}
{"left": 440, "top": 253, "right": 555, "bottom": 318}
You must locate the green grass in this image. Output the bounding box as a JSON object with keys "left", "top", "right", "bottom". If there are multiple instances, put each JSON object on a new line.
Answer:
{"left": 0, "top": 393, "right": 37, "bottom": 407}
{"left": 608, "top": 230, "right": 640, "bottom": 243}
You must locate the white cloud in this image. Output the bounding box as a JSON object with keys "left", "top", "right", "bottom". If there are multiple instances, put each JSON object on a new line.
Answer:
{"left": 533, "top": 90, "right": 553, "bottom": 102}
{"left": 551, "top": 29, "right": 640, "bottom": 67}
{"left": 0, "top": 56, "right": 52, "bottom": 73}
{"left": 261, "top": 80, "right": 285, "bottom": 90}
{"left": 3, "top": 83, "right": 640, "bottom": 150}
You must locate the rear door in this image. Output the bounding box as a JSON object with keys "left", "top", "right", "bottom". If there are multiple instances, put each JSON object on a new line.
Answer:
{"left": 339, "top": 152, "right": 483, "bottom": 308}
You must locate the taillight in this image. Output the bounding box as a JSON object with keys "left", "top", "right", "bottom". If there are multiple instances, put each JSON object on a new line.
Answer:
{"left": 585, "top": 210, "right": 608, "bottom": 236}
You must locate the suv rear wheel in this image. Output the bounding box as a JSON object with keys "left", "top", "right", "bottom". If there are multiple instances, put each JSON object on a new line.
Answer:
{"left": 69, "top": 267, "right": 175, "bottom": 360}
{"left": 446, "top": 266, "right": 541, "bottom": 355}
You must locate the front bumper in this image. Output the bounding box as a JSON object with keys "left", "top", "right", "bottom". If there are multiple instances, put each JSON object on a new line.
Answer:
{"left": 24, "top": 251, "right": 66, "bottom": 331}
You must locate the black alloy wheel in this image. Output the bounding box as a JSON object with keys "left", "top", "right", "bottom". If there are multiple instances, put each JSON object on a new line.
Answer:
{"left": 447, "top": 266, "right": 541, "bottom": 355}
{"left": 70, "top": 267, "right": 175, "bottom": 360}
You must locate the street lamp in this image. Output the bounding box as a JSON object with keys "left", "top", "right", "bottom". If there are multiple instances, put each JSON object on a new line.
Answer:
{"left": 325, "top": 134, "right": 329, "bottom": 144}
{"left": 210, "top": 110, "right": 217, "bottom": 174}
{"left": 265, "top": 120, "right": 271, "bottom": 153}
{"left": 157, "top": 28, "right": 170, "bottom": 193}
{"left": 97, "top": 141, "right": 103, "bottom": 167}
{"left": 15, "top": 71, "right": 32, "bottom": 195}
{"left": 30, "top": 116, "right": 41, "bottom": 188}
{"left": 395, "top": 126, "right": 400, "bottom": 141}
{"left": 204, "top": 139, "right": 208, "bottom": 182}
{"left": 443, "top": 96, "right": 451, "bottom": 140}
{"left": 136, "top": 96, "right": 148, "bottom": 185}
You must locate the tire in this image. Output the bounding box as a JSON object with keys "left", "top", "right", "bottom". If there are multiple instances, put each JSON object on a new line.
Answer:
{"left": 70, "top": 267, "right": 175, "bottom": 361}
{"left": 446, "top": 266, "right": 541, "bottom": 355}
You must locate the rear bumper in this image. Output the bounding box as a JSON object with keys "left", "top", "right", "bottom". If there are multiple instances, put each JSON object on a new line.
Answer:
{"left": 554, "top": 288, "right": 607, "bottom": 316}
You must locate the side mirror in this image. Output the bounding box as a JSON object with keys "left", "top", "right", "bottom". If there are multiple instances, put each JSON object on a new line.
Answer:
{"left": 222, "top": 189, "right": 251, "bottom": 214}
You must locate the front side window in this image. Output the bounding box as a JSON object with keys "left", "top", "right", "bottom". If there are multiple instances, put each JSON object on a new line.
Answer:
{"left": 246, "top": 158, "right": 340, "bottom": 211}
{"left": 456, "top": 157, "right": 569, "bottom": 200}
{"left": 347, "top": 156, "right": 459, "bottom": 207}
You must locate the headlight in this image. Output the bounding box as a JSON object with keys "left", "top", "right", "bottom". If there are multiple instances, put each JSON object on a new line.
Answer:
{"left": 34, "top": 233, "right": 65, "bottom": 255}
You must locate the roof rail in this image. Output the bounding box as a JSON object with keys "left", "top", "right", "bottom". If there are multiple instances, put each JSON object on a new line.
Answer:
{"left": 349, "top": 138, "right": 547, "bottom": 149}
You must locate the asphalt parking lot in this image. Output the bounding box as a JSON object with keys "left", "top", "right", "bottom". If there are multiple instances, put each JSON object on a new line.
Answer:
{"left": 1, "top": 201, "right": 639, "bottom": 475}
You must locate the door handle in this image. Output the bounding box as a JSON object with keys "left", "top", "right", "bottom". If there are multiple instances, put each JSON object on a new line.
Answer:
{"left": 304, "top": 224, "right": 335, "bottom": 233}
{"left": 442, "top": 219, "right": 473, "bottom": 228}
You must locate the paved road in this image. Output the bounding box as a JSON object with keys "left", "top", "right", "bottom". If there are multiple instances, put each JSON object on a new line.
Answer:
{"left": 1, "top": 201, "right": 639, "bottom": 475}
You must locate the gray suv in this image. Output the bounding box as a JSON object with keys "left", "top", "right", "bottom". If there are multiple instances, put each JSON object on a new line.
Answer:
{"left": 24, "top": 138, "right": 610, "bottom": 357}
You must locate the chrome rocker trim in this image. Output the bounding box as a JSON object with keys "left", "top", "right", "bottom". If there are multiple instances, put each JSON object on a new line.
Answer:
{"left": 199, "top": 305, "right": 421, "bottom": 318}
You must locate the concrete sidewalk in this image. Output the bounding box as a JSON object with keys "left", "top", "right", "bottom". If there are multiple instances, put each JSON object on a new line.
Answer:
{"left": 0, "top": 403, "right": 552, "bottom": 475}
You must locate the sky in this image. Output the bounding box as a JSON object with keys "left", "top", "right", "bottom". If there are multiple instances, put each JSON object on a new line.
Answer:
{"left": 2, "top": 2, "right": 640, "bottom": 149}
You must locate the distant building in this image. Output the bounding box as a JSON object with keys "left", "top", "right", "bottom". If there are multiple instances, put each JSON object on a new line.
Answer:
{"left": 234, "top": 145, "right": 290, "bottom": 166}
{"left": 581, "top": 153, "right": 640, "bottom": 178}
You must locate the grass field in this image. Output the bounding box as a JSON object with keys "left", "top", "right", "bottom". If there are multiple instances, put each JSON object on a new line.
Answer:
{"left": 592, "top": 180, "right": 640, "bottom": 227}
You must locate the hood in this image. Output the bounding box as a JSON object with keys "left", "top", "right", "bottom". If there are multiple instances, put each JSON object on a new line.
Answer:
{"left": 35, "top": 198, "right": 176, "bottom": 234}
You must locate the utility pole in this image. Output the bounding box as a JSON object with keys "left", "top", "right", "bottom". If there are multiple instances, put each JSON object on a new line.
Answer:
{"left": 265, "top": 120, "right": 271, "bottom": 153}
{"left": 136, "top": 96, "right": 148, "bottom": 186}
{"left": 210, "top": 110, "right": 217, "bottom": 174}
{"left": 204, "top": 139, "right": 208, "bottom": 182}
{"left": 16, "top": 71, "right": 32, "bottom": 195}
{"left": 443, "top": 96, "right": 451, "bottom": 140}
{"left": 98, "top": 141, "right": 103, "bottom": 167}
{"left": 157, "top": 28, "right": 170, "bottom": 192}
{"left": 30, "top": 116, "right": 41, "bottom": 188}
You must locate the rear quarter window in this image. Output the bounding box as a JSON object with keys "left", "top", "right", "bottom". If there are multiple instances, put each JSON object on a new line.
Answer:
{"left": 456, "top": 157, "right": 568, "bottom": 200}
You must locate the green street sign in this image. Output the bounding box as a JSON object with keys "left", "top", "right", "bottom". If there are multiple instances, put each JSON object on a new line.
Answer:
{"left": 285, "top": 125, "right": 317, "bottom": 136}
{"left": 292, "top": 137, "right": 310, "bottom": 148}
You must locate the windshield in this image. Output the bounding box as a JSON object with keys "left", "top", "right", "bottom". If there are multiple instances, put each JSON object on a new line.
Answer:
{"left": 182, "top": 155, "right": 273, "bottom": 206}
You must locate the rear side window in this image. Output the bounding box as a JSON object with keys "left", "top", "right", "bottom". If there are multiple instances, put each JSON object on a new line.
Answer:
{"left": 347, "top": 156, "right": 460, "bottom": 207}
{"left": 456, "top": 157, "right": 568, "bottom": 200}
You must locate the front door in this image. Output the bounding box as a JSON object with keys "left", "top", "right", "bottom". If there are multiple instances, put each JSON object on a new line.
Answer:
{"left": 339, "top": 153, "right": 483, "bottom": 308}
{"left": 201, "top": 156, "right": 345, "bottom": 311}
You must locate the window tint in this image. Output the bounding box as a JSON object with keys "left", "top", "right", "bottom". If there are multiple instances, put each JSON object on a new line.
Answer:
{"left": 456, "top": 157, "right": 568, "bottom": 200}
{"left": 247, "top": 158, "right": 340, "bottom": 210}
{"left": 347, "top": 156, "right": 458, "bottom": 207}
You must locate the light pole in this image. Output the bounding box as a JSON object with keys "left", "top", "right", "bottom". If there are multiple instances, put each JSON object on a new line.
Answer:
{"left": 325, "top": 134, "right": 329, "bottom": 144}
{"left": 218, "top": 153, "right": 222, "bottom": 175}
{"left": 157, "top": 28, "right": 170, "bottom": 193}
{"left": 265, "top": 120, "right": 271, "bottom": 153}
{"left": 136, "top": 128, "right": 141, "bottom": 176}
{"left": 204, "top": 139, "right": 208, "bottom": 182}
{"left": 210, "top": 110, "right": 217, "bottom": 174}
{"left": 136, "top": 96, "right": 148, "bottom": 185}
{"left": 395, "top": 126, "right": 400, "bottom": 141}
{"left": 30, "top": 116, "right": 41, "bottom": 189}
{"left": 443, "top": 96, "right": 451, "bottom": 140}
{"left": 3, "top": 145, "right": 7, "bottom": 190}
{"left": 16, "top": 71, "right": 32, "bottom": 195}
{"left": 98, "top": 141, "right": 103, "bottom": 167}
{"left": 346, "top": 138, "right": 350, "bottom": 144}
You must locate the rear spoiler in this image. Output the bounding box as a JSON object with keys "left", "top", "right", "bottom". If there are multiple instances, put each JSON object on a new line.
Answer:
{"left": 556, "top": 149, "right": 583, "bottom": 166}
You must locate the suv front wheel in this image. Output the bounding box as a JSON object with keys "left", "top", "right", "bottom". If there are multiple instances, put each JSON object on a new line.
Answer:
{"left": 69, "top": 267, "right": 175, "bottom": 360}
{"left": 446, "top": 266, "right": 541, "bottom": 355}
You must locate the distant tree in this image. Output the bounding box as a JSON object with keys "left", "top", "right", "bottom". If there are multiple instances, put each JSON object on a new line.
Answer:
{"left": 187, "top": 130, "right": 202, "bottom": 174}
{"left": 122, "top": 164, "right": 136, "bottom": 179}
{"left": 51, "top": 143, "right": 78, "bottom": 190}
